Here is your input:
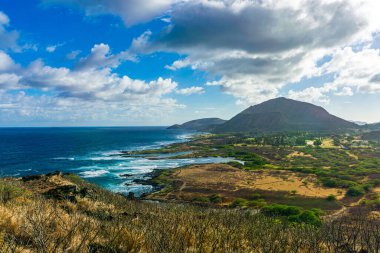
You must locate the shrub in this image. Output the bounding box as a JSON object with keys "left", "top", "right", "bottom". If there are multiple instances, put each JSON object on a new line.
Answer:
{"left": 227, "top": 161, "right": 243, "bottom": 169}
{"left": 192, "top": 197, "right": 210, "bottom": 203}
{"left": 295, "top": 138, "right": 306, "bottom": 146}
{"left": 320, "top": 178, "right": 339, "bottom": 188}
{"left": 362, "top": 183, "right": 373, "bottom": 192}
{"left": 262, "top": 204, "right": 322, "bottom": 226}
{"left": 297, "top": 210, "right": 321, "bottom": 226}
{"left": 0, "top": 181, "right": 24, "bottom": 204}
{"left": 209, "top": 194, "right": 223, "bottom": 203}
{"left": 247, "top": 199, "right": 266, "bottom": 208}
{"left": 346, "top": 186, "right": 365, "bottom": 197}
{"left": 321, "top": 178, "right": 356, "bottom": 188}
{"left": 326, "top": 194, "right": 336, "bottom": 201}
{"left": 248, "top": 193, "right": 261, "bottom": 200}
{"left": 261, "top": 204, "right": 302, "bottom": 216}
{"left": 230, "top": 198, "right": 248, "bottom": 207}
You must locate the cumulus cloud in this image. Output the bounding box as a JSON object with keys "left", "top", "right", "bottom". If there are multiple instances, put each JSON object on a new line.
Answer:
{"left": 335, "top": 87, "right": 354, "bottom": 97}
{"left": 46, "top": 45, "right": 57, "bottom": 53}
{"left": 36, "top": 0, "right": 380, "bottom": 105}
{"left": 157, "top": 1, "right": 365, "bottom": 53}
{"left": 156, "top": 0, "right": 380, "bottom": 104}
{"left": 288, "top": 85, "right": 333, "bottom": 104}
{"left": 0, "top": 43, "right": 197, "bottom": 123}
{"left": 75, "top": 43, "right": 135, "bottom": 71}
{"left": 317, "top": 47, "right": 380, "bottom": 92}
{"left": 289, "top": 47, "right": 380, "bottom": 103}
{"left": 66, "top": 50, "right": 81, "bottom": 60}
{"left": 17, "top": 45, "right": 176, "bottom": 102}
{"left": 38, "top": 0, "right": 380, "bottom": 105}
{"left": 0, "top": 50, "right": 18, "bottom": 72}
{"left": 151, "top": 1, "right": 380, "bottom": 104}
{"left": 176, "top": 86, "right": 204, "bottom": 95}
{"left": 2, "top": 0, "right": 380, "bottom": 124}
{"left": 0, "top": 11, "right": 10, "bottom": 24}
{"left": 41, "top": 0, "right": 179, "bottom": 26}
{"left": 129, "top": 30, "right": 153, "bottom": 54}
{"left": 0, "top": 90, "right": 184, "bottom": 124}
{"left": 0, "top": 11, "right": 20, "bottom": 51}
{"left": 46, "top": 43, "right": 64, "bottom": 53}
{"left": 165, "top": 58, "right": 191, "bottom": 70}
{"left": 0, "top": 51, "right": 21, "bottom": 89}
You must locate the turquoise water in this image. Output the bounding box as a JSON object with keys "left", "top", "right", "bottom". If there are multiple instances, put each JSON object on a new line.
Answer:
{"left": 0, "top": 127, "right": 232, "bottom": 196}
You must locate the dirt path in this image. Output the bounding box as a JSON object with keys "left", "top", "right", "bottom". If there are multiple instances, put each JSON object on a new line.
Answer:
{"left": 325, "top": 197, "right": 365, "bottom": 220}
{"left": 176, "top": 181, "right": 186, "bottom": 199}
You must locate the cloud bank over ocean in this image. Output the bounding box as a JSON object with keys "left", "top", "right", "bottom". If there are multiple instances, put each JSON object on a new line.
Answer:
{"left": 1, "top": 0, "right": 380, "bottom": 125}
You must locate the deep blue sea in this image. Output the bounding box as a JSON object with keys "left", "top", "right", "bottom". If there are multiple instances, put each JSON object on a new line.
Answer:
{"left": 0, "top": 127, "right": 231, "bottom": 196}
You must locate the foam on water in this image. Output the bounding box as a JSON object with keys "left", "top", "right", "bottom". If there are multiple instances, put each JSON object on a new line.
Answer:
{"left": 73, "top": 154, "right": 235, "bottom": 196}
{"left": 0, "top": 127, "right": 234, "bottom": 197}
{"left": 80, "top": 169, "right": 110, "bottom": 178}
{"left": 52, "top": 157, "right": 75, "bottom": 160}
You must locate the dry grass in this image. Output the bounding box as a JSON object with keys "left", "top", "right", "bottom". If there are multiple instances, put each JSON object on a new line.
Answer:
{"left": 287, "top": 151, "right": 317, "bottom": 160}
{"left": 0, "top": 173, "right": 378, "bottom": 253}
{"left": 321, "top": 138, "right": 335, "bottom": 148}
{"left": 346, "top": 151, "right": 359, "bottom": 160}
{"left": 149, "top": 164, "right": 345, "bottom": 203}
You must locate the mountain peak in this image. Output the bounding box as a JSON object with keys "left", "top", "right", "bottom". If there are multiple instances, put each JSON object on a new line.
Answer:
{"left": 167, "top": 118, "right": 227, "bottom": 131}
{"left": 214, "top": 97, "right": 357, "bottom": 133}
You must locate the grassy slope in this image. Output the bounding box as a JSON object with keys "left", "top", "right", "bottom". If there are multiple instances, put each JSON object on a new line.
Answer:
{"left": 0, "top": 173, "right": 379, "bottom": 252}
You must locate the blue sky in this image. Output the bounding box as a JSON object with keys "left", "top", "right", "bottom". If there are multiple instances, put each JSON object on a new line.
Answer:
{"left": 0, "top": 0, "right": 380, "bottom": 126}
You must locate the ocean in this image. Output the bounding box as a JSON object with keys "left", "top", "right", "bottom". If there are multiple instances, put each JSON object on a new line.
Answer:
{"left": 0, "top": 127, "right": 231, "bottom": 196}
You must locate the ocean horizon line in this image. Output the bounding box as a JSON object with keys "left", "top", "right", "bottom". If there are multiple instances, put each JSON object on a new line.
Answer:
{"left": 0, "top": 125, "right": 172, "bottom": 129}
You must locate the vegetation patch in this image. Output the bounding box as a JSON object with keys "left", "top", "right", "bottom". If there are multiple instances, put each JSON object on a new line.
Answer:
{"left": 261, "top": 204, "right": 323, "bottom": 226}
{"left": 0, "top": 170, "right": 378, "bottom": 252}
{"left": 147, "top": 163, "right": 345, "bottom": 210}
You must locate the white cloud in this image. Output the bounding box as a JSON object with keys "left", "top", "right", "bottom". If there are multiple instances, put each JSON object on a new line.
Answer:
{"left": 289, "top": 47, "right": 380, "bottom": 103}
{"left": 358, "top": 84, "right": 380, "bottom": 93}
{"left": 156, "top": 0, "right": 380, "bottom": 105}
{"left": 0, "top": 11, "right": 10, "bottom": 25}
{"left": 17, "top": 46, "right": 175, "bottom": 102}
{"left": 76, "top": 43, "right": 135, "bottom": 70}
{"left": 0, "top": 50, "right": 21, "bottom": 89}
{"left": 0, "top": 90, "right": 185, "bottom": 124}
{"left": 176, "top": 86, "right": 204, "bottom": 95}
{"left": 36, "top": 1, "right": 380, "bottom": 105}
{"left": 0, "top": 50, "right": 18, "bottom": 72}
{"left": 3, "top": 0, "right": 380, "bottom": 123}
{"left": 46, "top": 45, "right": 56, "bottom": 53}
{"left": 0, "top": 73, "right": 21, "bottom": 89}
{"left": 130, "top": 30, "right": 152, "bottom": 54}
{"left": 317, "top": 47, "right": 380, "bottom": 91}
{"left": 0, "top": 11, "right": 20, "bottom": 51}
{"left": 288, "top": 85, "right": 333, "bottom": 104}
{"left": 42, "top": 0, "right": 179, "bottom": 26}
{"left": 46, "top": 43, "right": 64, "bottom": 53}
{"left": 165, "top": 58, "right": 191, "bottom": 70}
{"left": 38, "top": 1, "right": 380, "bottom": 105}
{"left": 66, "top": 50, "right": 81, "bottom": 60}
{"left": 335, "top": 87, "right": 354, "bottom": 96}
{"left": 0, "top": 43, "right": 199, "bottom": 123}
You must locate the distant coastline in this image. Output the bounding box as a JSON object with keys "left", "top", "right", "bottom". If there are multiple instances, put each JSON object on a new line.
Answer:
{"left": 0, "top": 127, "right": 228, "bottom": 196}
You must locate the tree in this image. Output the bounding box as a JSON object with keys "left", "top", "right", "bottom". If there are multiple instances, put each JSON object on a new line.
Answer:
{"left": 314, "top": 139, "right": 322, "bottom": 146}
